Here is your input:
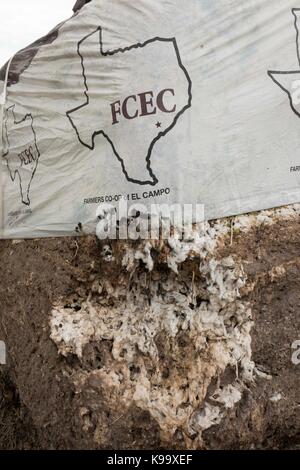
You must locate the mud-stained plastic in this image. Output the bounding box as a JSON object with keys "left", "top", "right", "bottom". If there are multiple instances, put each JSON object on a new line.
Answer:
{"left": 1, "top": 0, "right": 300, "bottom": 238}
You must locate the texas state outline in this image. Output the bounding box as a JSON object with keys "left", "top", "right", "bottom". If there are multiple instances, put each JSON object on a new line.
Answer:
{"left": 66, "top": 26, "right": 192, "bottom": 186}
{"left": 3, "top": 105, "right": 40, "bottom": 206}
{"left": 268, "top": 8, "right": 300, "bottom": 118}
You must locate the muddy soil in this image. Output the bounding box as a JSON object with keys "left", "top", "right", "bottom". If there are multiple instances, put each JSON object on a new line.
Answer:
{"left": 0, "top": 218, "right": 299, "bottom": 449}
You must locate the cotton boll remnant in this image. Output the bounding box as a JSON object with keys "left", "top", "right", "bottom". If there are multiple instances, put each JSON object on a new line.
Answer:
{"left": 210, "top": 384, "right": 243, "bottom": 409}
{"left": 100, "top": 245, "right": 114, "bottom": 262}
{"left": 122, "top": 241, "right": 154, "bottom": 272}
{"left": 233, "top": 204, "right": 300, "bottom": 232}
{"left": 188, "top": 384, "right": 242, "bottom": 435}
{"left": 96, "top": 204, "right": 117, "bottom": 240}
{"left": 189, "top": 404, "right": 223, "bottom": 433}
{"left": 269, "top": 393, "right": 284, "bottom": 403}
{"left": 166, "top": 222, "right": 230, "bottom": 274}
{"left": 50, "top": 307, "right": 95, "bottom": 359}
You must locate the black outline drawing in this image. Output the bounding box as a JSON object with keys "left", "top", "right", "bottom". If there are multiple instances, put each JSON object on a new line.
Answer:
{"left": 293, "top": 8, "right": 300, "bottom": 67}
{"left": 268, "top": 8, "right": 300, "bottom": 118}
{"left": 66, "top": 27, "right": 192, "bottom": 186}
{"left": 3, "top": 105, "right": 40, "bottom": 206}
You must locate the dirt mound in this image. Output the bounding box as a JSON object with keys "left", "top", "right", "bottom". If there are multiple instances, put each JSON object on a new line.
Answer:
{"left": 0, "top": 210, "right": 299, "bottom": 449}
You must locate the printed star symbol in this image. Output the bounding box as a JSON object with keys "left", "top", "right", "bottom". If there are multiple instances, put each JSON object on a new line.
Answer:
{"left": 156, "top": 121, "right": 162, "bottom": 128}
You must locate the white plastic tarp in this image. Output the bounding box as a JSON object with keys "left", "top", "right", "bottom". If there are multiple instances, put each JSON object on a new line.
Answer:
{"left": 1, "top": 0, "right": 300, "bottom": 238}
